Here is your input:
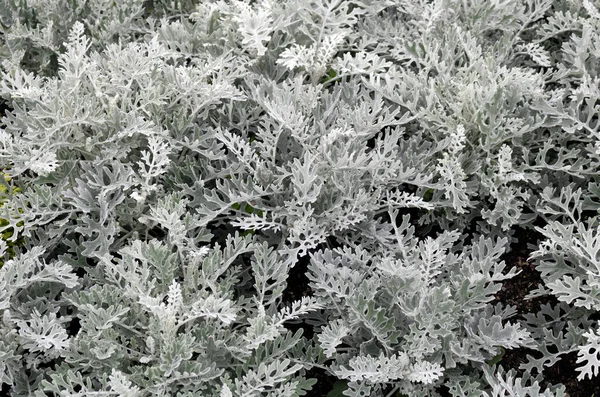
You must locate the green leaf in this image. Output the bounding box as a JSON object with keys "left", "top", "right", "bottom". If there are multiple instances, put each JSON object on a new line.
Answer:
{"left": 321, "top": 69, "right": 337, "bottom": 84}
{"left": 486, "top": 347, "right": 506, "bottom": 366}
{"left": 232, "top": 202, "right": 263, "bottom": 216}
{"left": 423, "top": 188, "right": 435, "bottom": 202}
{"left": 326, "top": 381, "right": 348, "bottom": 397}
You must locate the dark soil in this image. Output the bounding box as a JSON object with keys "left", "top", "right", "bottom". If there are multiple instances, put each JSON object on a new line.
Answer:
{"left": 304, "top": 366, "right": 340, "bottom": 397}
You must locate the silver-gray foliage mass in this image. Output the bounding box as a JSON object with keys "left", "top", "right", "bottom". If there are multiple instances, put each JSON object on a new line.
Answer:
{"left": 0, "top": 0, "right": 599, "bottom": 395}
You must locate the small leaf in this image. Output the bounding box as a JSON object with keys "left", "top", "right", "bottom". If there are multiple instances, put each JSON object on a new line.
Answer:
{"left": 326, "top": 381, "right": 348, "bottom": 397}
{"left": 423, "top": 188, "right": 435, "bottom": 202}
{"left": 321, "top": 68, "right": 337, "bottom": 83}
{"left": 486, "top": 347, "right": 506, "bottom": 366}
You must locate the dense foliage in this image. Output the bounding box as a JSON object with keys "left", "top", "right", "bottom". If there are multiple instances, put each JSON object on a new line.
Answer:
{"left": 0, "top": 0, "right": 599, "bottom": 396}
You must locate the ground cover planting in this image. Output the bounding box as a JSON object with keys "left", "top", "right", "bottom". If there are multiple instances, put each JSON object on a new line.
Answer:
{"left": 1, "top": 0, "right": 600, "bottom": 396}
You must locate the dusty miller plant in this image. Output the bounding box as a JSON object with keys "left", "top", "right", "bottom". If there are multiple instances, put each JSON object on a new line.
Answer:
{"left": 0, "top": 0, "right": 599, "bottom": 396}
